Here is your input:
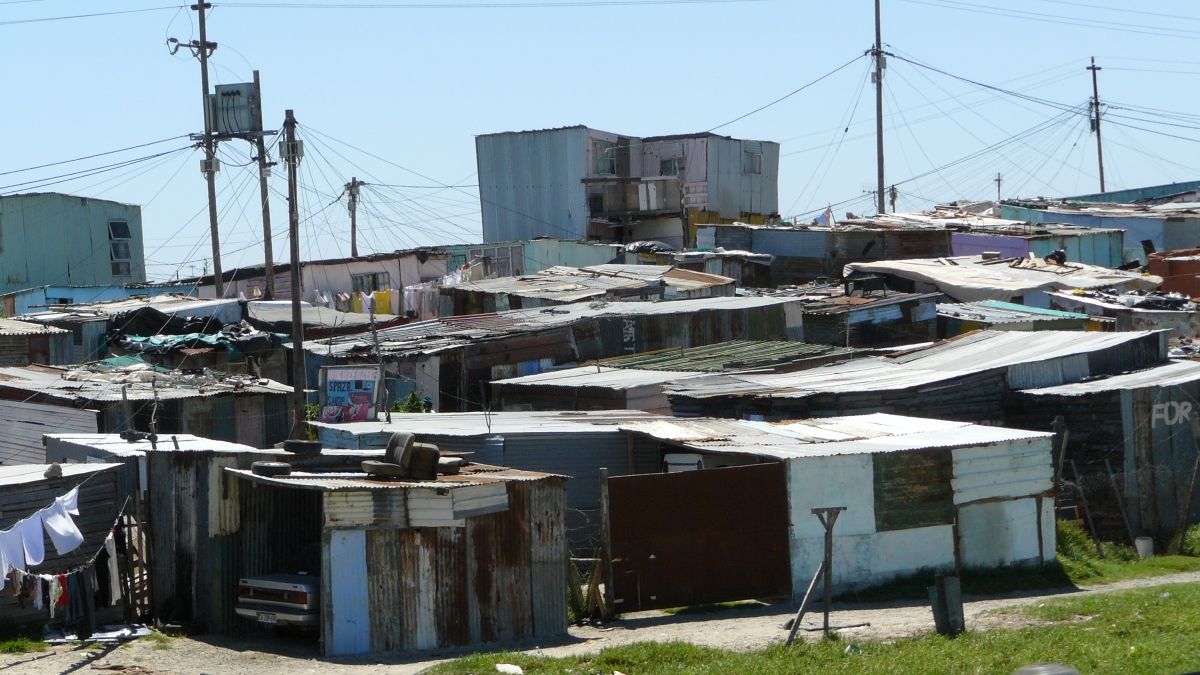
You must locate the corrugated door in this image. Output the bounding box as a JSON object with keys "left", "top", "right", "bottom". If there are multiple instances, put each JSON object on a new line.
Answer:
{"left": 234, "top": 395, "right": 265, "bottom": 448}
{"left": 609, "top": 462, "right": 791, "bottom": 611}
{"left": 325, "top": 529, "right": 371, "bottom": 656}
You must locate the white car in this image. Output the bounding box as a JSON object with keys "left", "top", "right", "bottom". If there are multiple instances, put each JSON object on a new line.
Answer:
{"left": 235, "top": 573, "right": 320, "bottom": 627}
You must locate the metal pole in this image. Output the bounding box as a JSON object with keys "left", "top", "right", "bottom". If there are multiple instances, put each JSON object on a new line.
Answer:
{"left": 253, "top": 71, "right": 275, "bottom": 299}
{"left": 284, "top": 110, "right": 307, "bottom": 438}
{"left": 195, "top": 1, "right": 223, "bottom": 297}
{"left": 1088, "top": 57, "right": 1105, "bottom": 193}
{"left": 873, "top": 0, "right": 886, "bottom": 214}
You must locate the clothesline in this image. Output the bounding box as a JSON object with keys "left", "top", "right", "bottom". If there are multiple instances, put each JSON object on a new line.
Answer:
{"left": 49, "top": 496, "right": 130, "bottom": 577}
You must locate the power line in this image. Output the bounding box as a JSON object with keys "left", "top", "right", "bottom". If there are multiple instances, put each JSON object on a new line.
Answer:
{"left": 0, "top": 135, "right": 192, "bottom": 178}
{"left": 0, "top": 6, "right": 183, "bottom": 27}
{"left": 707, "top": 53, "right": 867, "bottom": 132}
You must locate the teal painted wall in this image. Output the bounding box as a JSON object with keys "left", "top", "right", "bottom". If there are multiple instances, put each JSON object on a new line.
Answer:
{"left": 0, "top": 193, "right": 145, "bottom": 294}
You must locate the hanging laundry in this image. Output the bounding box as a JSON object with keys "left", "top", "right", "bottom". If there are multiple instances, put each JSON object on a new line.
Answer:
{"left": 66, "top": 572, "right": 83, "bottom": 624}
{"left": 104, "top": 534, "right": 121, "bottom": 605}
{"left": 32, "top": 574, "right": 42, "bottom": 610}
{"left": 49, "top": 575, "right": 60, "bottom": 618}
{"left": 17, "top": 572, "right": 33, "bottom": 608}
{"left": 60, "top": 487, "right": 80, "bottom": 516}
{"left": 19, "top": 512, "right": 45, "bottom": 567}
{"left": 0, "top": 525, "right": 26, "bottom": 573}
{"left": 79, "top": 569, "right": 96, "bottom": 640}
{"left": 41, "top": 498, "right": 84, "bottom": 555}
{"left": 55, "top": 573, "right": 68, "bottom": 607}
{"left": 95, "top": 548, "right": 111, "bottom": 608}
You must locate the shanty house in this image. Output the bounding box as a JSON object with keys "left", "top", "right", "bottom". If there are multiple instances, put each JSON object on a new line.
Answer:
{"left": 0, "top": 364, "right": 292, "bottom": 463}
{"left": 227, "top": 463, "right": 568, "bottom": 655}
{"left": 604, "top": 414, "right": 1053, "bottom": 607}
{"left": 312, "top": 410, "right": 661, "bottom": 547}
{"left": 0, "top": 463, "right": 132, "bottom": 626}
{"left": 937, "top": 300, "right": 1108, "bottom": 338}
{"left": 433, "top": 239, "right": 624, "bottom": 277}
{"left": 0, "top": 319, "right": 71, "bottom": 366}
{"left": 1001, "top": 200, "right": 1200, "bottom": 264}
{"left": 1006, "top": 359, "right": 1200, "bottom": 542}
{"left": 302, "top": 295, "right": 806, "bottom": 412}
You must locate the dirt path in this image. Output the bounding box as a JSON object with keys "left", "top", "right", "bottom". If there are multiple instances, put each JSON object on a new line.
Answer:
{"left": 5, "top": 571, "right": 1199, "bottom": 675}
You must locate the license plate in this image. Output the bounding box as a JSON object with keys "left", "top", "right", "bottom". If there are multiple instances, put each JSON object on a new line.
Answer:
{"left": 257, "top": 612, "right": 278, "bottom": 624}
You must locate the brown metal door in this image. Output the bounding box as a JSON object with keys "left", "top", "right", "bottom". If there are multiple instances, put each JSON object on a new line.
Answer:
{"left": 608, "top": 462, "right": 791, "bottom": 612}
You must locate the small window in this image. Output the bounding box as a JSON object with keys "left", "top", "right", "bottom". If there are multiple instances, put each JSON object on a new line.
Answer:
{"left": 509, "top": 246, "right": 525, "bottom": 276}
{"left": 28, "top": 336, "right": 49, "bottom": 365}
{"left": 70, "top": 324, "right": 83, "bottom": 347}
{"left": 111, "top": 241, "right": 131, "bottom": 260}
{"left": 108, "top": 221, "right": 131, "bottom": 239}
{"left": 112, "top": 261, "right": 131, "bottom": 277}
{"left": 594, "top": 140, "right": 617, "bottom": 176}
{"left": 742, "top": 146, "right": 762, "bottom": 175}
{"left": 660, "top": 158, "right": 684, "bottom": 178}
{"left": 351, "top": 271, "right": 390, "bottom": 294}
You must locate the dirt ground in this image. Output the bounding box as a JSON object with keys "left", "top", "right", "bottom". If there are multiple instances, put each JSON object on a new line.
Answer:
{"left": 6, "top": 571, "right": 1200, "bottom": 675}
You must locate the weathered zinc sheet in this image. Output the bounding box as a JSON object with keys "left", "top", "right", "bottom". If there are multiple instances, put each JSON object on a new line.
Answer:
{"left": 476, "top": 127, "right": 590, "bottom": 242}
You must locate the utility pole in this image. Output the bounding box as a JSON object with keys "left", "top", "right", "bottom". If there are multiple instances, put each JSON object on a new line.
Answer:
{"left": 195, "top": 1, "right": 223, "bottom": 297}
{"left": 873, "top": 0, "right": 886, "bottom": 215}
{"left": 888, "top": 185, "right": 897, "bottom": 213}
{"left": 995, "top": 173, "right": 1002, "bottom": 202}
{"left": 345, "top": 177, "right": 365, "bottom": 258}
{"left": 253, "top": 71, "right": 276, "bottom": 299}
{"left": 283, "top": 110, "right": 307, "bottom": 437}
{"left": 1088, "top": 57, "right": 1106, "bottom": 193}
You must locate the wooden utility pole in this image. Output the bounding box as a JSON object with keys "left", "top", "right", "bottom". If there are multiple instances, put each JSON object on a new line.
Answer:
{"left": 346, "top": 177, "right": 365, "bottom": 258}
{"left": 253, "top": 71, "right": 276, "bottom": 299}
{"left": 995, "top": 173, "right": 1002, "bottom": 202}
{"left": 873, "top": 0, "right": 886, "bottom": 215}
{"left": 194, "top": 1, "right": 224, "bottom": 297}
{"left": 1088, "top": 57, "right": 1106, "bottom": 193}
{"left": 283, "top": 110, "right": 307, "bottom": 437}
{"left": 811, "top": 507, "right": 846, "bottom": 637}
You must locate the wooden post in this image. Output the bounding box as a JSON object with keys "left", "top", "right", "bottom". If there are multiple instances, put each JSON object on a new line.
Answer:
{"left": 811, "top": 507, "right": 846, "bottom": 638}
{"left": 1035, "top": 496, "right": 1045, "bottom": 565}
{"left": 599, "top": 467, "right": 615, "bottom": 618}
{"left": 1104, "top": 458, "right": 1137, "bottom": 547}
{"left": 784, "top": 562, "right": 824, "bottom": 647}
{"left": 567, "top": 558, "right": 585, "bottom": 623}
{"left": 1071, "top": 460, "right": 1104, "bottom": 559}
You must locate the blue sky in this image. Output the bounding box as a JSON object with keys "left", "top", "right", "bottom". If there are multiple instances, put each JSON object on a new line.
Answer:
{"left": 4, "top": 0, "right": 1200, "bottom": 280}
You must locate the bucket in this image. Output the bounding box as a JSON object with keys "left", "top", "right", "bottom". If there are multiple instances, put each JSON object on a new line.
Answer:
{"left": 1135, "top": 536, "right": 1154, "bottom": 558}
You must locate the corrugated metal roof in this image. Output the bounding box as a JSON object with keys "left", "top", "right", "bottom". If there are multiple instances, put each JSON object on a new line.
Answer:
{"left": 226, "top": 465, "right": 559, "bottom": 492}
{"left": 0, "top": 462, "right": 120, "bottom": 487}
{"left": 441, "top": 264, "right": 733, "bottom": 301}
{"left": 42, "top": 433, "right": 271, "bottom": 457}
{"left": 665, "top": 329, "right": 1167, "bottom": 399}
{"left": 310, "top": 409, "right": 664, "bottom": 438}
{"left": 0, "top": 319, "right": 68, "bottom": 336}
{"left": 595, "top": 340, "right": 860, "bottom": 372}
{"left": 0, "top": 365, "right": 291, "bottom": 402}
{"left": 1020, "top": 359, "right": 1200, "bottom": 395}
{"left": 618, "top": 413, "right": 1049, "bottom": 460}
{"left": 305, "top": 295, "right": 803, "bottom": 358}
{"left": 492, "top": 366, "right": 701, "bottom": 391}
{"left": 937, "top": 300, "right": 1090, "bottom": 323}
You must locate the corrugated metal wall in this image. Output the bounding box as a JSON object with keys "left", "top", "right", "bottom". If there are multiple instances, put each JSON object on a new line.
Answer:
{"left": 0, "top": 467, "right": 126, "bottom": 626}
{"left": 0, "top": 400, "right": 98, "bottom": 465}
{"left": 476, "top": 128, "right": 590, "bottom": 243}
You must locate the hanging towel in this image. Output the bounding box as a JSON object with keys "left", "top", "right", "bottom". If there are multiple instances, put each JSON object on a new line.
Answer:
{"left": 0, "top": 526, "right": 26, "bottom": 573}
{"left": 19, "top": 512, "right": 45, "bottom": 566}
{"left": 60, "top": 487, "right": 80, "bottom": 516}
{"left": 49, "top": 575, "right": 59, "bottom": 618}
{"left": 32, "top": 574, "right": 42, "bottom": 610}
{"left": 41, "top": 499, "right": 84, "bottom": 555}
{"left": 104, "top": 534, "right": 121, "bottom": 605}
{"left": 79, "top": 569, "right": 96, "bottom": 639}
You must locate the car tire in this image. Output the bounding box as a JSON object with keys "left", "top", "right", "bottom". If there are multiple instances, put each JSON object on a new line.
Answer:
{"left": 252, "top": 461, "right": 292, "bottom": 477}
{"left": 283, "top": 440, "right": 322, "bottom": 456}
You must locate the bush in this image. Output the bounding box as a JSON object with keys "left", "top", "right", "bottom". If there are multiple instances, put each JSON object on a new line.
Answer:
{"left": 1184, "top": 524, "right": 1200, "bottom": 557}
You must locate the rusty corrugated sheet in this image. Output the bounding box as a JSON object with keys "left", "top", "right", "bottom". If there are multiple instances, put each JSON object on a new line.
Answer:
{"left": 528, "top": 476, "right": 568, "bottom": 637}
{"left": 434, "top": 527, "right": 470, "bottom": 646}
{"left": 468, "top": 480, "right": 533, "bottom": 643}
{"left": 609, "top": 462, "right": 791, "bottom": 611}
{"left": 366, "top": 529, "right": 403, "bottom": 652}
{"left": 323, "top": 490, "right": 407, "bottom": 528}
{"left": 399, "top": 528, "right": 438, "bottom": 650}
{"left": 240, "top": 481, "right": 322, "bottom": 578}
{"left": 872, "top": 448, "right": 955, "bottom": 532}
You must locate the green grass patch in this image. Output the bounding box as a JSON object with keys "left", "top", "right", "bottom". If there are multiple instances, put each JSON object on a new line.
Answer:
{"left": 139, "top": 631, "right": 172, "bottom": 650}
{"left": 431, "top": 583, "right": 1200, "bottom": 675}
{"left": 0, "top": 637, "right": 45, "bottom": 654}
{"left": 662, "top": 601, "right": 765, "bottom": 616}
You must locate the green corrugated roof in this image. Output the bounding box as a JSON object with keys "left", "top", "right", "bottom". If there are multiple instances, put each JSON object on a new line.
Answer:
{"left": 596, "top": 340, "right": 858, "bottom": 372}
{"left": 974, "top": 300, "right": 1090, "bottom": 319}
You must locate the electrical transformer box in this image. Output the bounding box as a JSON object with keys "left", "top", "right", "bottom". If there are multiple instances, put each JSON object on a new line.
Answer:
{"left": 206, "top": 81, "right": 262, "bottom": 138}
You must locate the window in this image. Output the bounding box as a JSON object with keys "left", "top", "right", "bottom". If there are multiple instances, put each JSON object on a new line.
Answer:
{"left": 660, "top": 158, "right": 685, "bottom": 178}
{"left": 742, "top": 142, "right": 762, "bottom": 175}
{"left": 109, "top": 220, "right": 132, "bottom": 278}
{"left": 28, "top": 336, "right": 49, "bottom": 365}
{"left": 468, "top": 245, "right": 524, "bottom": 277}
{"left": 351, "top": 271, "right": 391, "bottom": 294}
{"left": 594, "top": 140, "right": 617, "bottom": 176}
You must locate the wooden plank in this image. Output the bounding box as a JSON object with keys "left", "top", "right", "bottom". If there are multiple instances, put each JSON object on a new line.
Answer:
{"left": 366, "top": 529, "right": 402, "bottom": 652}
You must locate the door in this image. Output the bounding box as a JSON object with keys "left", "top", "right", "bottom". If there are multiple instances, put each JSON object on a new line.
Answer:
{"left": 324, "top": 529, "right": 370, "bottom": 656}
{"left": 235, "top": 395, "right": 264, "bottom": 448}
{"left": 607, "top": 462, "right": 791, "bottom": 611}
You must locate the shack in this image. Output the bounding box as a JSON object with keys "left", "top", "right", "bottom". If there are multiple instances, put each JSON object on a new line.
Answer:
{"left": 937, "top": 300, "right": 1109, "bottom": 338}
{"left": 227, "top": 463, "right": 568, "bottom": 655}
{"left": 845, "top": 255, "right": 1160, "bottom": 307}
{"left": 665, "top": 329, "right": 1169, "bottom": 421}
{"left": 0, "top": 318, "right": 71, "bottom": 366}
{"left": 312, "top": 410, "right": 664, "bottom": 546}
{"left": 605, "top": 413, "right": 1053, "bottom": 605}
{"left": 1049, "top": 290, "right": 1200, "bottom": 338}
{"left": 1006, "top": 359, "right": 1200, "bottom": 541}
{"left": 0, "top": 463, "right": 130, "bottom": 626}
{"left": 644, "top": 250, "right": 774, "bottom": 288}
{"left": 0, "top": 364, "right": 292, "bottom": 463}
{"left": 302, "top": 295, "right": 806, "bottom": 412}
{"left": 783, "top": 288, "right": 940, "bottom": 348}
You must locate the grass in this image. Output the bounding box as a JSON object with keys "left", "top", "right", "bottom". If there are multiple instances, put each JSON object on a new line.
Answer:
{"left": 430, "top": 582, "right": 1200, "bottom": 675}
{"left": 140, "top": 631, "right": 172, "bottom": 650}
{"left": 0, "top": 621, "right": 45, "bottom": 655}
